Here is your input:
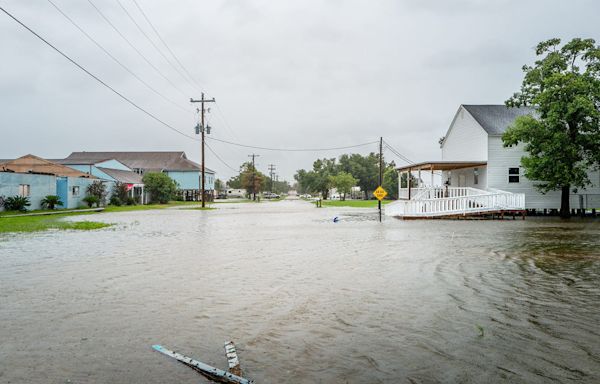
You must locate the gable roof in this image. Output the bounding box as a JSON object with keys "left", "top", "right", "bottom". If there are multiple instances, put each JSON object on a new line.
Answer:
{"left": 64, "top": 151, "right": 215, "bottom": 173}
{"left": 96, "top": 167, "right": 143, "bottom": 184}
{"left": 0, "top": 154, "right": 96, "bottom": 178}
{"left": 462, "top": 104, "right": 536, "bottom": 135}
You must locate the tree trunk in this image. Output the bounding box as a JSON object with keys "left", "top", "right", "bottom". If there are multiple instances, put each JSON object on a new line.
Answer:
{"left": 560, "top": 185, "right": 570, "bottom": 218}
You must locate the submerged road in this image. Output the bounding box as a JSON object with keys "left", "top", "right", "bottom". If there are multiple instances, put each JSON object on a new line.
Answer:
{"left": 1, "top": 200, "right": 600, "bottom": 383}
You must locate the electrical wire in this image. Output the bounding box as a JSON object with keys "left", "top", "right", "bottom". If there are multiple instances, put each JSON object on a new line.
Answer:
{"left": 0, "top": 5, "right": 200, "bottom": 143}
{"left": 114, "top": 0, "right": 195, "bottom": 92}
{"left": 46, "top": 0, "right": 192, "bottom": 115}
{"left": 207, "top": 137, "right": 379, "bottom": 152}
{"left": 130, "top": 0, "right": 204, "bottom": 91}
{"left": 85, "top": 0, "right": 189, "bottom": 99}
{"left": 205, "top": 141, "right": 238, "bottom": 173}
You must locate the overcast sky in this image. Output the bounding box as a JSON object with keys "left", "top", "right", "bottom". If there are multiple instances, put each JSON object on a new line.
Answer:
{"left": 1, "top": 0, "right": 599, "bottom": 181}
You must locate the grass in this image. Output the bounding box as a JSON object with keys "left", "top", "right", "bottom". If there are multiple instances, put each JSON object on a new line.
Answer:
{"left": 185, "top": 207, "right": 217, "bottom": 211}
{"left": 316, "top": 199, "right": 393, "bottom": 208}
{"left": 0, "top": 212, "right": 111, "bottom": 233}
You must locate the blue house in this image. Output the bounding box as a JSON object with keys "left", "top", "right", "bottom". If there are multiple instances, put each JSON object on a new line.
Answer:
{"left": 0, "top": 155, "right": 98, "bottom": 210}
{"left": 63, "top": 151, "right": 216, "bottom": 201}
{"left": 57, "top": 158, "right": 145, "bottom": 203}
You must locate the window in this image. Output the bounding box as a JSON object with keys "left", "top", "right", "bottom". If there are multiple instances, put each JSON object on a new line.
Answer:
{"left": 19, "top": 184, "right": 30, "bottom": 197}
{"left": 509, "top": 167, "right": 520, "bottom": 183}
{"left": 474, "top": 168, "right": 479, "bottom": 185}
{"left": 72, "top": 186, "right": 80, "bottom": 196}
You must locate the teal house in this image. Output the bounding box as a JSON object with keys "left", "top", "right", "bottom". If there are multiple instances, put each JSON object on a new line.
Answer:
{"left": 0, "top": 155, "right": 98, "bottom": 210}
{"left": 63, "top": 151, "right": 215, "bottom": 201}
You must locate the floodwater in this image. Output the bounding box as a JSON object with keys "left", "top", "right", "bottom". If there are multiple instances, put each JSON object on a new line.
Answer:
{"left": 1, "top": 200, "right": 600, "bottom": 384}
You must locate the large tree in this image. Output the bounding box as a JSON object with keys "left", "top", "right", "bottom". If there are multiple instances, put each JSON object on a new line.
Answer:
{"left": 338, "top": 153, "right": 379, "bottom": 199}
{"left": 329, "top": 171, "right": 358, "bottom": 201}
{"left": 503, "top": 38, "right": 600, "bottom": 218}
{"left": 239, "top": 162, "right": 266, "bottom": 200}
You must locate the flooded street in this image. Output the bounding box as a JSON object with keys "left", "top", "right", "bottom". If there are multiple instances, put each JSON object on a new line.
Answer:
{"left": 1, "top": 199, "right": 600, "bottom": 383}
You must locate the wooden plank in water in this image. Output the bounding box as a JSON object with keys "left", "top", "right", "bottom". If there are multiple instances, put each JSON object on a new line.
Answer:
{"left": 152, "top": 344, "right": 254, "bottom": 384}
{"left": 224, "top": 341, "right": 242, "bottom": 377}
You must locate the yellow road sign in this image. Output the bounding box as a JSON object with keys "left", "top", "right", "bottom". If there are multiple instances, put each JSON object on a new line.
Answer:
{"left": 373, "top": 186, "right": 387, "bottom": 201}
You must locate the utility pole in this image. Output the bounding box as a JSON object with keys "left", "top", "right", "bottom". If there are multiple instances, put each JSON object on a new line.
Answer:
{"left": 268, "top": 164, "right": 276, "bottom": 193}
{"left": 190, "top": 93, "right": 215, "bottom": 207}
{"left": 379, "top": 137, "right": 383, "bottom": 222}
{"left": 248, "top": 154, "right": 260, "bottom": 200}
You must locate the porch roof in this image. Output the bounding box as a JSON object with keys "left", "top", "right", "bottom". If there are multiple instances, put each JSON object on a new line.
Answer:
{"left": 397, "top": 161, "right": 487, "bottom": 172}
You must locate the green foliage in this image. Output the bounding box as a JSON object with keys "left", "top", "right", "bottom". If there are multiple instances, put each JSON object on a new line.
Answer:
{"left": 125, "top": 197, "right": 136, "bottom": 206}
{"left": 82, "top": 195, "right": 100, "bottom": 208}
{"left": 214, "top": 178, "right": 225, "bottom": 192}
{"left": 294, "top": 158, "right": 337, "bottom": 199}
{"left": 4, "top": 195, "right": 31, "bottom": 211}
{"left": 329, "top": 171, "right": 358, "bottom": 200}
{"left": 338, "top": 153, "right": 379, "bottom": 199}
{"left": 227, "top": 174, "right": 243, "bottom": 189}
{"left": 382, "top": 162, "right": 399, "bottom": 199}
{"left": 109, "top": 195, "right": 122, "bottom": 206}
{"left": 142, "top": 172, "right": 178, "bottom": 204}
{"left": 504, "top": 38, "right": 600, "bottom": 217}
{"left": 113, "top": 182, "right": 129, "bottom": 202}
{"left": 0, "top": 213, "right": 111, "bottom": 233}
{"left": 239, "top": 162, "right": 266, "bottom": 199}
{"left": 86, "top": 181, "right": 108, "bottom": 205}
{"left": 41, "top": 195, "right": 63, "bottom": 210}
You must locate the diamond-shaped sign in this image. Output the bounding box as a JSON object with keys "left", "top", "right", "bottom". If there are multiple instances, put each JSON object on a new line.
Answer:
{"left": 373, "top": 186, "right": 387, "bottom": 201}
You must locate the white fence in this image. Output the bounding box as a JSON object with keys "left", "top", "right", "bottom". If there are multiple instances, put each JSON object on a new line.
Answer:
{"left": 386, "top": 188, "right": 525, "bottom": 218}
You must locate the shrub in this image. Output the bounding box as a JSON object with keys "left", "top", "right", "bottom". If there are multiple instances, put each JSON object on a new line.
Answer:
{"left": 109, "top": 196, "right": 122, "bottom": 206}
{"left": 4, "top": 195, "right": 31, "bottom": 211}
{"left": 41, "top": 195, "right": 63, "bottom": 210}
{"left": 86, "top": 181, "right": 108, "bottom": 206}
{"left": 142, "top": 172, "right": 178, "bottom": 204}
{"left": 82, "top": 195, "right": 100, "bottom": 208}
{"left": 113, "top": 182, "right": 129, "bottom": 202}
{"left": 125, "top": 197, "right": 136, "bottom": 206}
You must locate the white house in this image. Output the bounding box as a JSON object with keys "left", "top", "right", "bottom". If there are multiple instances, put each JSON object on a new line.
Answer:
{"left": 389, "top": 105, "right": 600, "bottom": 217}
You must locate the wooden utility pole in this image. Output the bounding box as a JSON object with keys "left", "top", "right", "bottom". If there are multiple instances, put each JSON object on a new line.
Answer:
{"left": 248, "top": 154, "right": 260, "bottom": 200}
{"left": 190, "top": 93, "right": 215, "bottom": 207}
{"left": 268, "top": 164, "right": 276, "bottom": 192}
{"left": 379, "top": 137, "right": 383, "bottom": 222}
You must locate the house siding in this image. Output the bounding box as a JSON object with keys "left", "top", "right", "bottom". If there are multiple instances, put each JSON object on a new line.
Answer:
{"left": 487, "top": 136, "right": 600, "bottom": 209}
{"left": 166, "top": 171, "right": 215, "bottom": 190}
{"left": 442, "top": 106, "right": 488, "bottom": 161}
{"left": 443, "top": 166, "right": 487, "bottom": 189}
{"left": 0, "top": 173, "right": 56, "bottom": 210}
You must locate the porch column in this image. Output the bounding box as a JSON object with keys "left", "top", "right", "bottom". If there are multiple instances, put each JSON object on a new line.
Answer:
{"left": 408, "top": 167, "right": 412, "bottom": 200}
{"left": 431, "top": 168, "right": 434, "bottom": 187}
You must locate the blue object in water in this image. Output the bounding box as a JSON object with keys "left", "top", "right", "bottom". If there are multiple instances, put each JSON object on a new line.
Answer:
{"left": 333, "top": 217, "right": 339, "bottom": 223}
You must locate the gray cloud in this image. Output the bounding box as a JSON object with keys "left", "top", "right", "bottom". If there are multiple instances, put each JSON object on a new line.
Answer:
{"left": 1, "top": 0, "right": 599, "bottom": 182}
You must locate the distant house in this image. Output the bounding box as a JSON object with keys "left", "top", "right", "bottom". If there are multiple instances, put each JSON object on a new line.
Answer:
{"left": 56, "top": 158, "right": 145, "bottom": 203}
{"left": 0, "top": 155, "right": 98, "bottom": 210}
{"left": 394, "top": 105, "right": 600, "bottom": 215}
{"left": 63, "top": 151, "right": 215, "bottom": 201}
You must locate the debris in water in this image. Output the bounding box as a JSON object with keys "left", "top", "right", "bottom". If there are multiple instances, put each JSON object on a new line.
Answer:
{"left": 225, "top": 341, "right": 242, "bottom": 377}
{"left": 333, "top": 217, "right": 340, "bottom": 223}
{"left": 152, "top": 344, "right": 254, "bottom": 383}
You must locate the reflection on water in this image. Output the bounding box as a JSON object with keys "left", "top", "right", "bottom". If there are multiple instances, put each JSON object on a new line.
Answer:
{"left": 1, "top": 201, "right": 599, "bottom": 383}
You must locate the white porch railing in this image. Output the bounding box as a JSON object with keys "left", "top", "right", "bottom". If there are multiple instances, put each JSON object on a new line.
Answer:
{"left": 386, "top": 187, "right": 525, "bottom": 218}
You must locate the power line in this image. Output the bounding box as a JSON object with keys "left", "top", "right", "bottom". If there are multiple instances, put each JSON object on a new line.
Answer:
{"left": 85, "top": 0, "right": 189, "bottom": 98}
{"left": 130, "top": 0, "right": 204, "bottom": 91}
{"left": 45, "top": 0, "right": 192, "bottom": 115}
{"left": 0, "top": 5, "right": 199, "bottom": 142}
{"left": 205, "top": 141, "right": 237, "bottom": 173}
{"left": 207, "top": 137, "right": 379, "bottom": 152}
{"left": 114, "top": 0, "right": 195, "bottom": 92}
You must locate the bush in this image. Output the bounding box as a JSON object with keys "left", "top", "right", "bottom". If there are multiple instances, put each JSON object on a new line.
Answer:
{"left": 86, "top": 181, "right": 108, "bottom": 206}
{"left": 142, "top": 172, "right": 178, "bottom": 204}
{"left": 113, "top": 182, "right": 129, "bottom": 202}
{"left": 4, "top": 195, "right": 31, "bottom": 211}
{"left": 125, "top": 197, "right": 136, "bottom": 206}
{"left": 109, "top": 196, "right": 122, "bottom": 206}
{"left": 82, "top": 195, "right": 100, "bottom": 208}
{"left": 41, "top": 195, "right": 63, "bottom": 210}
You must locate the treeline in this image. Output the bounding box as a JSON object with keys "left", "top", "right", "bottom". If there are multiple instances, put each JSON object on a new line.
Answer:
{"left": 225, "top": 162, "right": 291, "bottom": 197}
{"left": 294, "top": 153, "right": 399, "bottom": 200}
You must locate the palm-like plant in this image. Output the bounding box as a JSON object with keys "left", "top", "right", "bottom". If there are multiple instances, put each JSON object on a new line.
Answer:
{"left": 41, "top": 195, "right": 63, "bottom": 210}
